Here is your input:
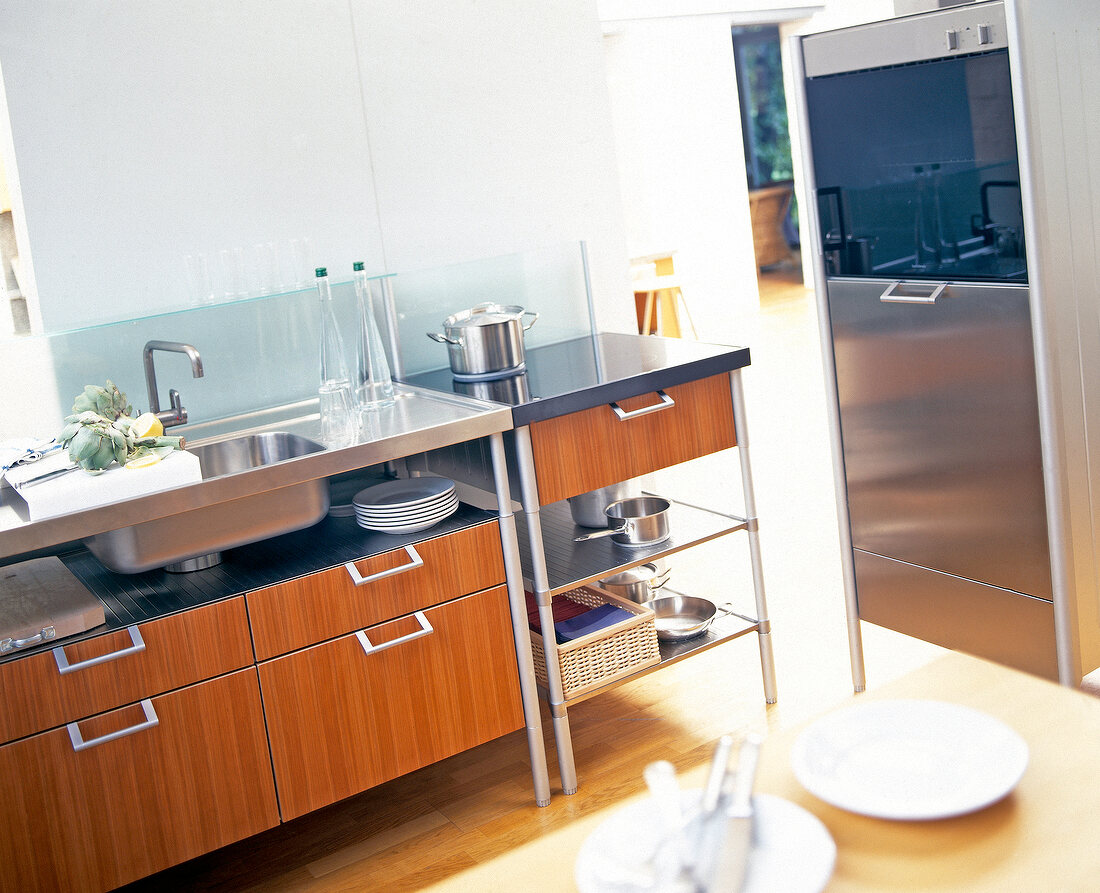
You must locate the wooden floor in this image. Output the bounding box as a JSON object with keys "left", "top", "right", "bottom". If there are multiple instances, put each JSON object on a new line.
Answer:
{"left": 123, "top": 267, "right": 951, "bottom": 892}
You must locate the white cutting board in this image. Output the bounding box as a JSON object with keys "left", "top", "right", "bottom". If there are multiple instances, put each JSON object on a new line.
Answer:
{"left": 0, "top": 557, "right": 105, "bottom": 650}
{"left": 3, "top": 449, "right": 202, "bottom": 520}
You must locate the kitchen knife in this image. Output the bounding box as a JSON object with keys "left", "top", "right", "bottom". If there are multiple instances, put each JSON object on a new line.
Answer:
{"left": 713, "top": 734, "right": 761, "bottom": 891}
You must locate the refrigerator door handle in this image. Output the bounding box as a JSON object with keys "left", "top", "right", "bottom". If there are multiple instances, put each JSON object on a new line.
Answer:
{"left": 879, "top": 281, "right": 947, "bottom": 304}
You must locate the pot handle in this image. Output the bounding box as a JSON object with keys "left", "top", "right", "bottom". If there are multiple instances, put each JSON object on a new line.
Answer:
{"left": 573, "top": 527, "right": 618, "bottom": 543}
{"left": 522, "top": 310, "right": 539, "bottom": 331}
{"left": 427, "top": 331, "right": 461, "bottom": 345}
{"left": 573, "top": 518, "right": 631, "bottom": 543}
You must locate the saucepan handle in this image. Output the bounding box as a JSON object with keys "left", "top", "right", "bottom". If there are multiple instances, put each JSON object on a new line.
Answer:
{"left": 522, "top": 310, "right": 539, "bottom": 331}
{"left": 573, "top": 519, "right": 631, "bottom": 543}
{"left": 427, "top": 331, "right": 461, "bottom": 345}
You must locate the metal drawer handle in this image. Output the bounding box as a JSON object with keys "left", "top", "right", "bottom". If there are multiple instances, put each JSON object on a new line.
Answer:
{"left": 67, "top": 699, "right": 159, "bottom": 752}
{"left": 609, "top": 390, "right": 675, "bottom": 421}
{"left": 355, "top": 610, "right": 434, "bottom": 656}
{"left": 53, "top": 625, "right": 145, "bottom": 676}
{"left": 344, "top": 545, "right": 424, "bottom": 587}
{"left": 1, "top": 626, "right": 56, "bottom": 653}
{"left": 879, "top": 281, "right": 947, "bottom": 304}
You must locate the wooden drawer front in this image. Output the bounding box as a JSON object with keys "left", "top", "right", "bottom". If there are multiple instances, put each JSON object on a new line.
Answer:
{"left": 247, "top": 519, "right": 505, "bottom": 660}
{"left": 529, "top": 374, "right": 737, "bottom": 505}
{"left": 259, "top": 585, "right": 523, "bottom": 820}
{"left": 0, "top": 596, "right": 253, "bottom": 745}
{"left": 0, "top": 668, "right": 279, "bottom": 893}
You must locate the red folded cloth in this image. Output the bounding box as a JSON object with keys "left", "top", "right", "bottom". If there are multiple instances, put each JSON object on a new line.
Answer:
{"left": 525, "top": 590, "right": 593, "bottom": 633}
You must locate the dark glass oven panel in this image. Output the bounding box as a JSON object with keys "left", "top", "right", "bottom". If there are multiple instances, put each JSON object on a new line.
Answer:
{"left": 806, "top": 49, "right": 1026, "bottom": 282}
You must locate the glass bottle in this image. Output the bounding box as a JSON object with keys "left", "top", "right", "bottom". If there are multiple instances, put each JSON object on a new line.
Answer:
{"left": 315, "top": 267, "right": 355, "bottom": 446}
{"left": 352, "top": 261, "right": 395, "bottom": 411}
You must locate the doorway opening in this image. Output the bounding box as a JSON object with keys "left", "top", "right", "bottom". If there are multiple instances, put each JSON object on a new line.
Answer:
{"left": 732, "top": 24, "right": 803, "bottom": 302}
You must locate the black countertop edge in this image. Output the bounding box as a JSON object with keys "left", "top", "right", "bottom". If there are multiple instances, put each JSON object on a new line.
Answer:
{"left": 510, "top": 345, "right": 751, "bottom": 426}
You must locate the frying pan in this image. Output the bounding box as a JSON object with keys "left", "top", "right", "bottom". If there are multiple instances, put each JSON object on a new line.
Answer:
{"left": 643, "top": 594, "right": 736, "bottom": 641}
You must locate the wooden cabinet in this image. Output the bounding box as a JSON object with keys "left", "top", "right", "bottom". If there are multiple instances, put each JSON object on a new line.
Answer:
{"left": 259, "top": 585, "right": 523, "bottom": 820}
{"left": 0, "top": 667, "right": 278, "bottom": 893}
{"left": 528, "top": 374, "right": 736, "bottom": 504}
{"left": 0, "top": 596, "right": 253, "bottom": 745}
{"left": 247, "top": 520, "right": 504, "bottom": 660}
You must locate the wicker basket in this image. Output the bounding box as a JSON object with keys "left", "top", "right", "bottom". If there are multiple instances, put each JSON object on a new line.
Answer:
{"left": 530, "top": 585, "right": 660, "bottom": 700}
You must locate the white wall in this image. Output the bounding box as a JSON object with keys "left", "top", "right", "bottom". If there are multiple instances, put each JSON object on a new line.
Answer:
{"left": 0, "top": 0, "right": 632, "bottom": 336}
{"left": 602, "top": 16, "right": 757, "bottom": 347}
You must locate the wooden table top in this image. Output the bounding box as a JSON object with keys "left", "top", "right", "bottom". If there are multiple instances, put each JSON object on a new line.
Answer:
{"left": 430, "top": 651, "right": 1100, "bottom": 891}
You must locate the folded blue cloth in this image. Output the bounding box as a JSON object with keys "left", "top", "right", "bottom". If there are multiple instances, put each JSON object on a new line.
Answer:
{"left": 555, "top": 604, "right": 634, "bottom": 643}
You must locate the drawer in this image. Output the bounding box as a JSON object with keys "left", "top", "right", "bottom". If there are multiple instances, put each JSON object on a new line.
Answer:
{"left": 247, "top": 519, "right": 505, "bottom": 660}
{"left": 0, "top": 667, "right": 279, "bottom": 893}
{"left": 258, "top": 585, "right": 523, "bottom": 820}
{"left": 0, "top": 597, "right": 253, "bottom": 744}
{"left": 528, "top": 374, "right": 737, "bottom": 505}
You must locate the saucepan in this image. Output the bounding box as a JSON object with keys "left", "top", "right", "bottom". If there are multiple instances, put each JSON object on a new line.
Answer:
{"left": 573, "top": 496, "right": 671, "bottom": 547}
{"left": 567, "top": 479, "right": 640, "bottom": 528}
{"left": 643, "top": 594, "right": 736, "bottom": 641}
{"left": 427, "top": 302, "right": 539, "bottom": 376}
{"left": 599, "top": 562, "right": 671, "bottom": 604}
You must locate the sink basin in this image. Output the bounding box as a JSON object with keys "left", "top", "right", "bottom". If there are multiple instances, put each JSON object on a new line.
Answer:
{"left": 83, "top": 432, "right": 329, "bottom": 574}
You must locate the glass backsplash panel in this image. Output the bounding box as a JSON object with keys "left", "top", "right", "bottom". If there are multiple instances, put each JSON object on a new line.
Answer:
{"left": 389, "top": 241, "right": 594, "bottom": 377}
{"left": 0, "top": 242, "right": 595, "bottom": 443}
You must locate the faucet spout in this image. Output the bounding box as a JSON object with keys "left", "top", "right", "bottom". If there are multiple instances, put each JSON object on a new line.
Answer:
{"left": 143, "top": 341, "right": 204, "bottom": 428}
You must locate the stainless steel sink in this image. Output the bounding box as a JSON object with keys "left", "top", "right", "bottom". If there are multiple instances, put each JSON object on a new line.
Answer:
{"left": 83, "top": 432, "right": 329, "bottom": 574}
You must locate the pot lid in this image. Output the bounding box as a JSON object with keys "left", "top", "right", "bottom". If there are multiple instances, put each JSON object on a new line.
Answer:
{"left": 444, "top": 302, "right": 526, "bottom": 328}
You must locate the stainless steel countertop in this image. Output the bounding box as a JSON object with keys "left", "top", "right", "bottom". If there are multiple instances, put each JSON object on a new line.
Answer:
{"left": 0, "top": 384, "right": 512, "bottom": 563}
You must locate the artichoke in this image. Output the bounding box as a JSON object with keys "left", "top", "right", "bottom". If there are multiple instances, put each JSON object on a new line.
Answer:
{"left": 59, "top": 381, "right": 183, "bottom": 473}
{"left": 71, "top": 381, "right": 132, "bottom": 421}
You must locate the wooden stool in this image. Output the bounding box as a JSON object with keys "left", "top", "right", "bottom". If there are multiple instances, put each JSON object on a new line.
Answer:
{"left": 630, "top": 253, "right": 698, "bottom": 339}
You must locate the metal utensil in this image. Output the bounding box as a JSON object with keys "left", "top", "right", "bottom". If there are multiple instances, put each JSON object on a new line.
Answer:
{"left": 714, "top": 735, "right": 762, "bottom": 891}
{"left": 9, "top": 463, "right": 80, "bottom": 489}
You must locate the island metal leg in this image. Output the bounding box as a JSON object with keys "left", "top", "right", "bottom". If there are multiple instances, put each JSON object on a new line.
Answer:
{"left": 729, "top": 369, "right": 778, "bottom": 704}
{"left": 514, "top": 425, "right": 579, "bottom": 795}
{"left": 489, "top": 432, "right": 552, "bottom": 806}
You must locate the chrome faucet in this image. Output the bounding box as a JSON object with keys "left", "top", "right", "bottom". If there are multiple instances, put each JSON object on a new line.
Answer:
{"left": 143, "top": 340, "right": 204, "bottom": 428}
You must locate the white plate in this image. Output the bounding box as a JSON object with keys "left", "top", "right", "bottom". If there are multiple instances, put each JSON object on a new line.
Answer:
{"left": 575, "top": 792, "right": 834, "bottom": 893}
{"left": 355, "top": 491, "right": 457, "bottom": 515}
{"left": 356, "top": 502, "right": 457, "bottom": 525}
{"left": 355, "top": 494, "right": 459, "bottom": 521}
{"left": 352, "top": 477, "right": 455, "bottom": 510}
{"left": 357, "top": 503, "right": 459, "bottom": 534}
{"left": 791, "top": 699, "right": 1029, "bottom": 821}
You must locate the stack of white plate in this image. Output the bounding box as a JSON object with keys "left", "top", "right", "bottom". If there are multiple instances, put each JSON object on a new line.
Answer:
{"left": 352, "top": 477, "right": 459, "bottom": 534}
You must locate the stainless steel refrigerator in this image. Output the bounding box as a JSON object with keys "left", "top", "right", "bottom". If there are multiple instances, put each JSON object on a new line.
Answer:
{"left": 794, "top": 1, "right": 1063, "bottom": 681}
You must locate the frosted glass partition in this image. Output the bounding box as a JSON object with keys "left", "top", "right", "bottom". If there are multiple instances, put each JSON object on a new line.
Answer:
{"left": 390, "top": 242, "right": 594, "bottom": 377}
{"left": 0, "top": 276, "right": 391, "bottom": 442}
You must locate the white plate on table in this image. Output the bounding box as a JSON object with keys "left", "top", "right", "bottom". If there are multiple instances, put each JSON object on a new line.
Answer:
{"left": 352, "top": 477, "right": 455, "bottom": 510}
{"left": 791, "top": 699, "right": 1029, "bottom": 821}
{"left": 575, "top": 791, "right": 835, "bottom": 893}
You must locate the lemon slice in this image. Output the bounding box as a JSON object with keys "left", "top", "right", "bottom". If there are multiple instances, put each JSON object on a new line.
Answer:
{"left": 131, "top": 412, "right": 164, "bottom": 439}
{"left": 125, "top": 453, "right": 162, "bottom": 470}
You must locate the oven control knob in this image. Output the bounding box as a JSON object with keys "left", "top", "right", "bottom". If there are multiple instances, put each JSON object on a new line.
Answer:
{"left": 978, "top": 23, "right": 993, "bottom": 45}
{"left": 945, "top": 28, "right": 959, "bottom": 51}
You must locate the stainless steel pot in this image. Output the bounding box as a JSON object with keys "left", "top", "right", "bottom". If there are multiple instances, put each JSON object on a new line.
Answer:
{"left": 427, "top": 302, "right": 539, "bottom": 376}
{"left": 643, "top": 594, "right": 735, "bottom": 641}
{"left": 568, "top": 479, "right": 640, "bottom": 528}
{"left": 573, "top": 496, "right": 671, "bottom": 547}
{"left": 599, "top": 562, "right": 670, "bottom": 603}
